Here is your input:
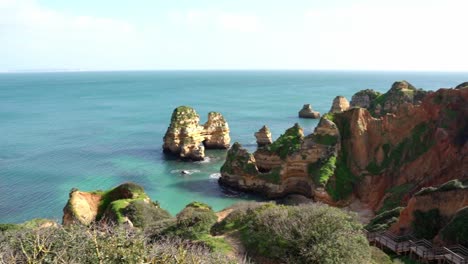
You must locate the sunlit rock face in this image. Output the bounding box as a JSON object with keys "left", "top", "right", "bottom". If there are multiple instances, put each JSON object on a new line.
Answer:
{"left": 163, "top": 106, "right": 230, "bottom": 161}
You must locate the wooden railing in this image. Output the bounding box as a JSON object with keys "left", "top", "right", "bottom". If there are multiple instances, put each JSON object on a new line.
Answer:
{"left": 365, "top": 230, "right": 468, "bottom": 264}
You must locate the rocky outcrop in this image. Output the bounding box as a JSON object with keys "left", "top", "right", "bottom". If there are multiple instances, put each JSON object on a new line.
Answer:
{"left": 329, "top": 96, "right": 350, "bottom": 113}
{"left": 163, "top": 106, "right": 230, "bottom": 161}
{"left": 387, "top": 180, "right": 468, "bottom": 246}
{"left": 298, "top": 104, "right": 320, "bottom": 119}
{"left": 62, "top": 183, "right": 170, "bottom": 227}
{"left": 219, "top": 120, "right": 341, "bottom": 201}
{"left": 203, "top": 112, "right": 231, "bottom": 149}
{"left": 390, "top": 180, "right": 468, "bottom": 235}
{"left": 350, "top": 89, "right": 381, "bottom": 108}
{"left": 351, "top": 81, "right": 430, "bottom": 117}
{"left": 254, "top": 125, "right": 273, "bottom": 147}
{"left": 456, "top": 82, "right": 468, "bottom": 89}
{"left": 219, "top": 82, "right": 468, "bottom": 218}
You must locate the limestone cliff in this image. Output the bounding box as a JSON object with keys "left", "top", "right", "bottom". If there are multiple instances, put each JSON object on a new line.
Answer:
{"left": 329, "top": 96, "right": 350, "bottom": 113}
{"left": 351, "top": 81, "right": 430, "bottom": 117}
{"left": 220, "top": 120, "right": 341, "bottom": 201}
{"left": 219, "top": 82, "right": 468, "bottom": 216}
{"left": 163, "top": 106, "right": 230, "bottom": 161}
{"left": 62, "top": 183, "right": 170, "bottom": 227}
{"left": 255, "top": 125, "right": 273, "bottom": 147}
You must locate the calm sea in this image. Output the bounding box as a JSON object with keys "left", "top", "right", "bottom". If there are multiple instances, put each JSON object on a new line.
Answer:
{"left": 0, "top": 70, "right": 466, "bottom": 223}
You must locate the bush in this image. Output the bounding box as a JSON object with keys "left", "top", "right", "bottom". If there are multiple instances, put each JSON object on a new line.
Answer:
{"left": 412, "top": 209, "right": 442, "bottom": 239}
{"left": 0, "top": 224, "right": 236, "bottom": 264}
{"left": 441, "top": 207, "right": 468, "bottom": 247}
{"left": 267, "top": 123, "right": 303, "bottom": 159}
{"left": 216, "top": 203, "right": 371, "bottom": 264}
{"left": 366, "top": 207, "right": 404, "bottom": 232}
{"left": 123, "top": 200, "right": 172, "bottom": 229}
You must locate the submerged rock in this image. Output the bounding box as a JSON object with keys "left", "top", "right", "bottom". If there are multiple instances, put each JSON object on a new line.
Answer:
{"left": 163, "top": 106, "right": 230, "bottom": 161}
{"left": 255, "top": 125, "right": 273, "bottom": 147}
{"left": 298, "top": 104, "right": 320, "bottom": 119}
{"left": 329, "top": 96, "right": 350, "bottom": 113}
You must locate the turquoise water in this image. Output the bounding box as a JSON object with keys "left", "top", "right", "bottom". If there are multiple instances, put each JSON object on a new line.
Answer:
{"left": 0, "top": 71, "right": 466, "bottom": 223}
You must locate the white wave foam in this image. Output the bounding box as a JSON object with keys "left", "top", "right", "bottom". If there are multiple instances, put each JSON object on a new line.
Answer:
{"left": 209, "top": 173, "right": 221, "bottom": 179}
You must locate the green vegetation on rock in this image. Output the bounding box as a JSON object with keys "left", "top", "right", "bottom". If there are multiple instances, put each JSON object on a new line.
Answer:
{"left": 309, "top": 155, "right": 337, "bottom": 186}
{"left": 257, "top": 167, "right": 282, "bottom": 184}
{"left": 267, "top": 123, "right": 303, "bottom": 159}
{"left": 366, "top": 122, "right": 434, "bottom": 175}
{"left": 415, "top": 179, "right": 468, "bottom": 196}
{"left": 96, "top": 182, "right": 150, "bottom": 222}
{"left": 441, "top": 207, "right": 468, "bottom": 247}
{"left": 366, "top": 207, "right": 404, "bottom": 232}
{"left": 378, "top": 183, "right": 414, "bottom": 214}
{"left": 325, "top": 150, "right": 357, "bottom": 201}
{"left": 412, "top": 209, "right": 442, "bottom": 240}
{"left": 312, "top": 134, "right": 338, "bottom": 145}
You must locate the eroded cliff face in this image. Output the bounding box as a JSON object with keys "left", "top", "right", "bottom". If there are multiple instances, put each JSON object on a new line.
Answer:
{"left": 389, "top": 183, "right": 468, "bottom": 235}
{"left": 163, "top": 106, "right": 230, "bottom": 161}
{"left": 218, "top": 83, "right": 468, "bottom": 216}
{"left": 219, "top": 120, "right": 340, "bottom": 201}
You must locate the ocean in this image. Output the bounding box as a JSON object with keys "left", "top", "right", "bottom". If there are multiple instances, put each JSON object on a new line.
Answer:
{"left": 0, "top": 70, "right": 466, "bottom": 223}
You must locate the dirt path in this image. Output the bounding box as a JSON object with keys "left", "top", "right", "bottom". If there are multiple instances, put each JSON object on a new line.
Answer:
{"left": 215, "top": 209, "right": 247, "bottom": 263}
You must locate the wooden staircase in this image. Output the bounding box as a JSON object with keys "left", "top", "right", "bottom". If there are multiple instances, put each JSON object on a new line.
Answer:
{"left": 365, "top": 230, "right": 468, "bottom": 264}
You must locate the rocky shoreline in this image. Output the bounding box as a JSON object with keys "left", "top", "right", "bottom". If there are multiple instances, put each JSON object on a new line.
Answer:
{"left": 217, "top": 80, "right": 468, "bottom": 246}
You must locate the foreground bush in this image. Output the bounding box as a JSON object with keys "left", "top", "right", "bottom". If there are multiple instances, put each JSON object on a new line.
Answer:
{"left": 0, "top": 224, "right": 236, "bottom": 264}
{"left": 215, "top": 202, "right": 371, "bottom": 264}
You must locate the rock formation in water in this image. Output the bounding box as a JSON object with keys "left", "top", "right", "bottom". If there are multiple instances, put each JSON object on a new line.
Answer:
{"left": 220, "top": 120, "right": 341, "bottom": 201}
{"left": 298, "top": 104, "right": 320, "bottom": 118}
{"left": 62, "top": 182, "right": 170, "bottom": 227}
{"left": 163, "top": 106, "right": 230, "bottom": 161}
{"left": 255, "top": 125, "right": 273, "bottom": 147}
{"left": 219, "top": 81, "right": 468, "bottom": 237}
{"left": 329, "top": 96, "right": 350, "bottom": 113}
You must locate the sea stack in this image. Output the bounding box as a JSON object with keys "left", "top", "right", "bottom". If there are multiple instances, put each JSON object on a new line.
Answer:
{"left": 329, "top": 96, "right": 350, "bottom": 113}
{"left": 163, "top": 106, "right": 230, "bottom": 161}
{"left": 255, "top": 125, "right": 273, "bottom": 147}
{"left": 298, "top": 104, "right": 320, "bottom": 119}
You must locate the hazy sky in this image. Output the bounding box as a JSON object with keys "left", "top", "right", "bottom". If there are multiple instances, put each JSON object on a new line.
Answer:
{"left": 1, "top": 0, "right": 467, "bottom": 71}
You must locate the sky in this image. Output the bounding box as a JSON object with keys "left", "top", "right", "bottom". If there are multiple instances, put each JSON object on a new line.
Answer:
{"left": 1, "top": 0, "right": 467, "bottom": 72}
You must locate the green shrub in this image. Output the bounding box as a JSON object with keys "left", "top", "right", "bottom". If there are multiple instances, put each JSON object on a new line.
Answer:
{"left": 326, "top": 150, "right": 357, "bottom": 201}
{"left": 441, "top": 207, "right": 468, "bottom": 247}
{"left": 123, "top": 200, "right": 172, "bottom": 229}
{"left": 412, "top": 209, "right": 442, "bottom": 239}
{"left": 0, "top": 224, "right": 235, "bottom": 264}
{"left": 216, "top": 203, "right": 371, "bottom": 264}
{"left": 267, "top": 123, "right": 303, "bottom": 159}
{"left": 415, "top": 179, "right": 468, "bottom": 196}
{"left": 370, "top": 246, "right": 393, "bottom": 264}
{"left": 366, "top": 207, "right": 404, "bottom": 232}
{"left": 309, "top": 156, "right": 337, "bottom": 186}
{"left": 313, "top": 134, "right": 338, "bottom": 145}
{"left": 257, "top": 167, "right": 282, "bottom": 184}
{"left": 378, "top": 184, "right": 413, "bottom": 214}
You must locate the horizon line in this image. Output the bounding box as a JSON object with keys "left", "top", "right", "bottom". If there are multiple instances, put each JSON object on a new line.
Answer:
{"left": 1, "top": 68, "right": 468, "bottom": 74}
